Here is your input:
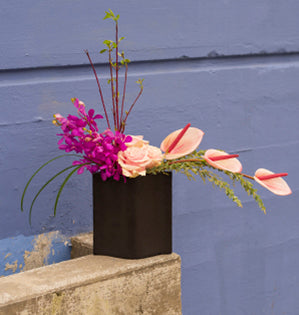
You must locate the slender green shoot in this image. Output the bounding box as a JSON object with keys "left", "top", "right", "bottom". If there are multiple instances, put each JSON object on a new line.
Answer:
{"left": 21, "top": 154, "right": 82, "bottom": 212}
{"left": 53, "top": 166, "right": 82, "bottom": 217}
{"left": 28, "top": 164, "right": 82, "bottom": 225}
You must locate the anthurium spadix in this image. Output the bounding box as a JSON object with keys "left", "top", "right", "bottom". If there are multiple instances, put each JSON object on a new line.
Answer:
{"left": 160, "top": 124, "right": 204, "bottom": 160}
{"left": 204, "top": 149, "right": 242, "bottom": 173}
{"left": 254, "top": 168, "right": 292, "bottom": 196}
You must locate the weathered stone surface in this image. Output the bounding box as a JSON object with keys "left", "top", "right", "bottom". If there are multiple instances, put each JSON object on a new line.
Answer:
{"left": 0, "top": 254, "right": 182, "bottom": 314}
{"left": 70, "top": 232, "right": 93, "bottom": 259}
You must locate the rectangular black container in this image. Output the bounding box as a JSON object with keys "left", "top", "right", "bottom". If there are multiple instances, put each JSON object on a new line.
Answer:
{"left": 93, "top": 172, "right": 172, "bottom": 259}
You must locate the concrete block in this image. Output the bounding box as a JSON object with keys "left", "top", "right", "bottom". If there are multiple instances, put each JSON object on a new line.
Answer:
{"left": 0, "top": 253, "right": 182, "bottom": 315}
{"left": 71, "top": 232, "right": 93, "bottom": 259}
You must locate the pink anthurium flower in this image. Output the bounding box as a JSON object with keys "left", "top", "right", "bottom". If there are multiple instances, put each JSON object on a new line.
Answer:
{"left": 254, "top": 168, "right": 292, "bottom": 196}
{"left": 204, "top": 149, "right": 242, "bottom": 173}
{"left": 160, "top": 124, "right": 204, "bottom": 160}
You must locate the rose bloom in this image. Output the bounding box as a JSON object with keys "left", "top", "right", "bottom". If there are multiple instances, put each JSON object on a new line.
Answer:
{"left": 118, "top": 136, "right": 163, "bottom": 178}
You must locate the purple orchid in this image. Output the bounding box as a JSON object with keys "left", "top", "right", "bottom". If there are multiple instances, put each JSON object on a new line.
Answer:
{"left": 53, "top": 99, "right": 132, "bottom": 180}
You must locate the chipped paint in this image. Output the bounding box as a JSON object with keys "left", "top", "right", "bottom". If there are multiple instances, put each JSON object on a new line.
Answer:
{"left": 4, "top": 253, "right": 11, "bottom": 260}
{"left": 0, "top": 232, "right": 72, "bottom": 277}
{"left": 22, "top": 232, "right": 54, "bottom": 271}
{"left": 5, "top": 260, "right": 18, "bottom": 273}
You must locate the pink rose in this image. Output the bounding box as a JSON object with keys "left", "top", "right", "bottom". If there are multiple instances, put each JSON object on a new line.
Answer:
{"left": 118, "top": 136, "right": 163, "bottom": 178}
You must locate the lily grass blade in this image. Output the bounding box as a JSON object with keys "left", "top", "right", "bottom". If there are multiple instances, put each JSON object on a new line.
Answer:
{"left": 21, "top": 154, "right": 83, "bottom": 212}
{"left": 28, "top": 164, "right": 79, "bottom": 225}
{"left": 53, "top": 166, "right": 82, "bottom": 217}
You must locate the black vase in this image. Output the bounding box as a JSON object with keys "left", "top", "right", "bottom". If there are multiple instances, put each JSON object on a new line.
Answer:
{"left": 93, "top": 172, "right": 172, "bottom": 259}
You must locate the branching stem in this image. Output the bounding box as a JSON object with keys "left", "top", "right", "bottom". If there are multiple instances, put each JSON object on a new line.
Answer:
{"left": 168, "top": 158, "right": 204, "bottom": 165}
{"left": 108, "top": 50, "right": 117, "bottom": 129}
{"left": 240, "top": 173, "right": 255, "bottom": 180}
{"left": 121, "top": 86, "right": 143, "bottom": 132}
{"left": 84, "top": 50, "right": 111, "bottom": 129}
{"left": 120, "top": 63, "right": 128, "bottom": 124}
{"left": 115, "top": 21, "right": 120, "bottom": 130}
{"left": 167, "top": 158, "right": 256, "bottom": 181}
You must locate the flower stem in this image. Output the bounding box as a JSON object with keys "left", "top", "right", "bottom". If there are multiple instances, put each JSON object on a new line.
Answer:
{"left": 121, "top": 86, "right": 143, "bottom": 132}
{"left": 84, "top": 50, "right": 111, "bottom": 129}
{"left": 120, "top": 63, "right": 128, "bottom": 125}
{"left": 168, "top": 158, "right": 204, "bottom": 165}
{"left": 115, "top": 21, "right": 120, "bottom": 131}
{"left": 167, "top": 158, "right": 256, "bottom": 181}
{"left": 108, "top": 50, "right": 117, "bottom": 129}
{"left": 240, "top": 173, "right": 254, "bottom": 180}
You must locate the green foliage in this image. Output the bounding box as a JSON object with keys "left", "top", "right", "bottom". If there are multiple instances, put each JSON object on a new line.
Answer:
{"left": 136, "top": 78, "right": 144, "bottom": 89}
{"left": 21, "top": 154, "right": 90, "bottom": 224}
{"left": 147, "top": 150, "right": 266, "bottom": 214}
{"left": 103, "top": 9, "right": 119, "bottom": 22}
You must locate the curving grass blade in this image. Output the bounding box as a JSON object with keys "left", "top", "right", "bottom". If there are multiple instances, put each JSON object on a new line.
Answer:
{"left": 28, "top": 164, "right": 79, "bottom": 225}
{"left": 21, "top": 154, "right": 82, "bottom": 212}
{"left": 53, "top": 166, "right": 82, "bottom": 217}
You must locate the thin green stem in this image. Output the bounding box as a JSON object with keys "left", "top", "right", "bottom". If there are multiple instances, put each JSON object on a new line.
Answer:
{"left": 167, "top": 158, "right": 204, "bottom": 165}
{"left": 53, "top": 166, "right": 82, "bottom": 216}
{"left": 21, "top": 154, "right": 83, "bottom": 212}
{"left": 28, "top": 164, "right": 86, "bottom": 225}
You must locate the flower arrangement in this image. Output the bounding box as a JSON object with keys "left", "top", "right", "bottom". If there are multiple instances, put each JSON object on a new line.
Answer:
{"left": 21, "top": 10, "right": 291, "bottom": 223}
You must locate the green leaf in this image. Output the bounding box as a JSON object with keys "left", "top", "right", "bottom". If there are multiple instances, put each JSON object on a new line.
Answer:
{"left": 21, "top": 154, "right": 82, "bottom": 213}
{"left": 100, "top": 49, "right": 107, "bottom": 54}
{"left": 103, "top": 9, "right": 118, "bottom": 22}
{"left": 28, "top": 165, "right": 78, "bottom": 225}
{"left": 53, "top": 166, "right": 82, "bottom": 217}
{"left": 103, "top": 40, "right": 113, "bottom": 46}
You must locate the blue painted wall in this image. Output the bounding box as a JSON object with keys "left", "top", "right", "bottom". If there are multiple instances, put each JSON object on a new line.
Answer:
{"left": 1, "top": 1, "right": 299, "bottom": 314}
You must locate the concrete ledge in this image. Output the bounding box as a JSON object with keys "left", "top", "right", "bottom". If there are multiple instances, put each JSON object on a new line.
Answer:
{"left": 0, "top": 253, "right": 182, "bottom": 314}
{"left": 71, "top": 232, "right": 93, "bottom": 259}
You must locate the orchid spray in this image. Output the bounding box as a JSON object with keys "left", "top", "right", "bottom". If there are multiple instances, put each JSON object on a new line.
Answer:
{"left": 21, "top": 9, "right": 291, "bottom": 223}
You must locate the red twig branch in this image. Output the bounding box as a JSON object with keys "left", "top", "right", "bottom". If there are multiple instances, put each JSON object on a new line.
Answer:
{"left": 121, "top": 86, "right": 143, "bottom": 132}
{"left": 120, "top": 63, "right": 128, "bottom": 126}
{"left": 241, "top": 173, "right": 255, "bottom": 180}
{"left": 108, "top": 50, "right": 117, "bottom": 129}
{"left": 115, "top": 21, "right": 120, "bottom": 131}
{"left": 84, "top": 50, "right": 110, "bottom": 129}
